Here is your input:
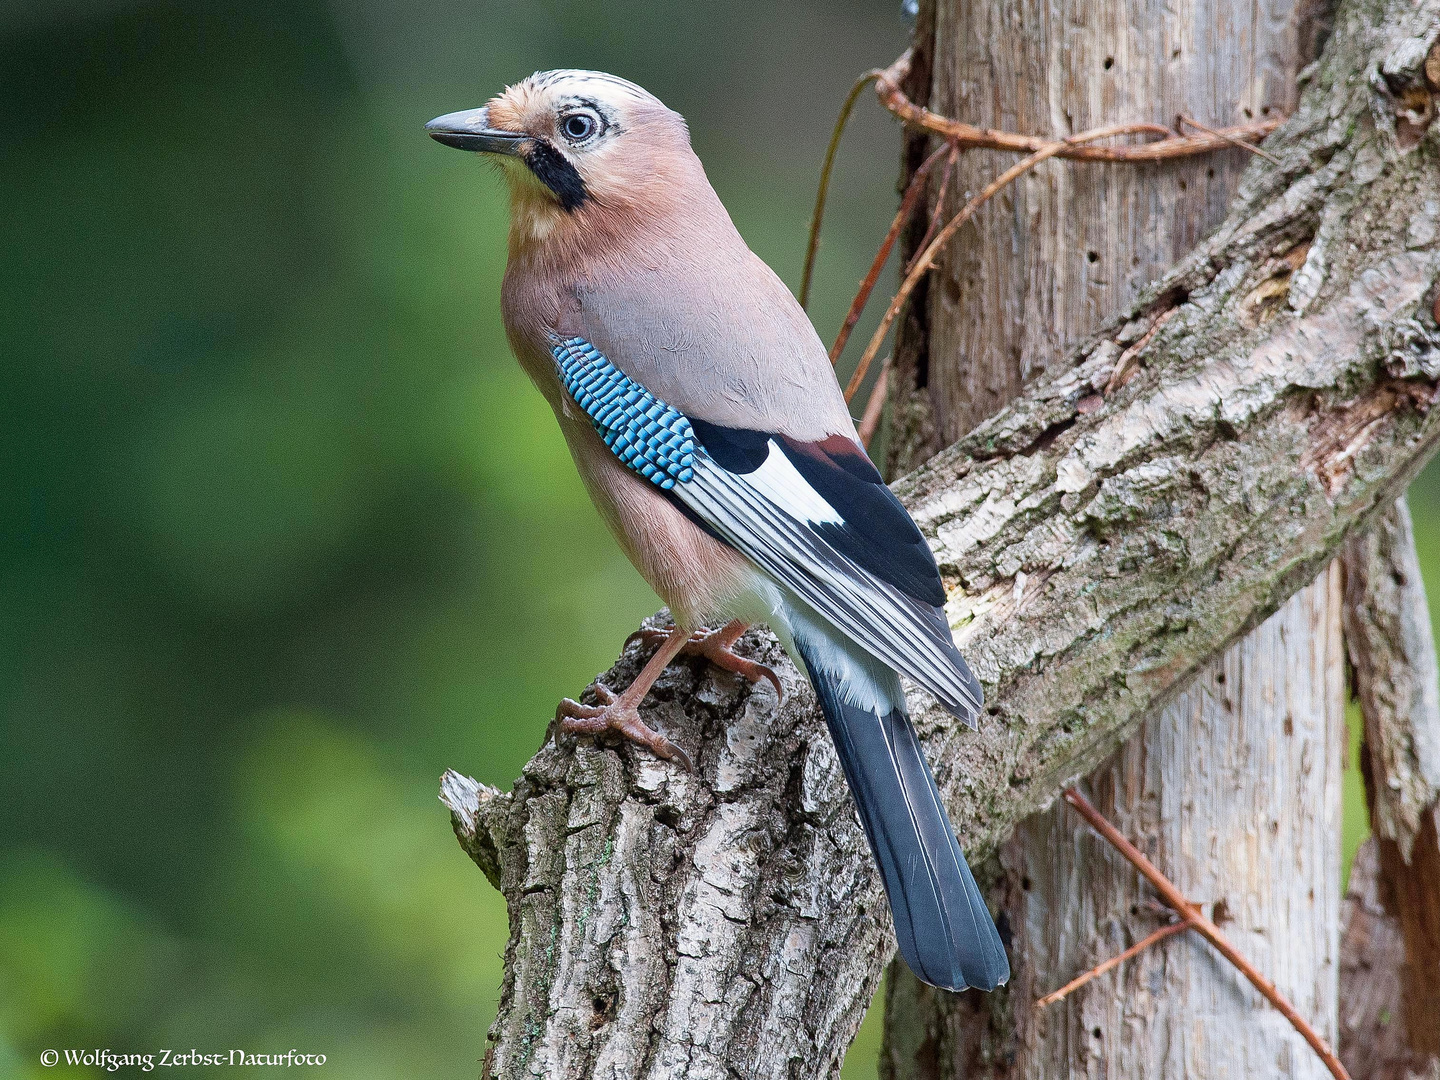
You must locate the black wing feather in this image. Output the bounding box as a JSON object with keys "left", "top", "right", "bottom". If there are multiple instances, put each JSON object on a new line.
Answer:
{"left": 777, "top": 435, "right": 947, "bottom": 607}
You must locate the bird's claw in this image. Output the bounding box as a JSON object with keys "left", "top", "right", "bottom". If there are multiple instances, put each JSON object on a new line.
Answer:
{"left": 625, "top": 623, "right": 785, "bottom": 704}
{"left": 696, "top": 639, "right": 785, "bottom": 704}
{"left": 623, "top": 625, "right": 685, "bottom": 650}
{"left": 557, "top": 686, "right": 695, "bottom": 772}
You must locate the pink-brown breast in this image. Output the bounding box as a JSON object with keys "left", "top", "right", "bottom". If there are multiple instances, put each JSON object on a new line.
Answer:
{"left": 557, "top": 407, "right": 758, "bottom": 628}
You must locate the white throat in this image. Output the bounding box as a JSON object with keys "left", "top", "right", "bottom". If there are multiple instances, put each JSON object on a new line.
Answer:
{"left": 501, "top": 158, "right": 566, "bottom": 244}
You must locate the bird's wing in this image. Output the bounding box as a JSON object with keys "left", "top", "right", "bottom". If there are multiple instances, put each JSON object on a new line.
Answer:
{"left": 552, "top": 335, "right": 981, "bottom": 722}
{"left": 573, "top": 247, "right": 858, "bottom": 443}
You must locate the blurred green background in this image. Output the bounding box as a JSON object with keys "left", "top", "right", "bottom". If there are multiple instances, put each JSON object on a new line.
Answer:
{"left": 0, "top": 1, "right": 910, "bottom": 1076}
{"left": 0, "top": 2, "right": 1430, "bottom": 1078}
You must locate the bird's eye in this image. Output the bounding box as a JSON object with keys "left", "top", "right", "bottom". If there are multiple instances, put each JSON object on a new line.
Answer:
{"left": 559, "top": 111, "right": 601, "bottom": 143}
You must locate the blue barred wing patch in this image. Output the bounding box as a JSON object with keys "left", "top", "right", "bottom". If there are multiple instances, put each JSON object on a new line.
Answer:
{"left": 551, "top": 336, "right": 696, "bottom": 490}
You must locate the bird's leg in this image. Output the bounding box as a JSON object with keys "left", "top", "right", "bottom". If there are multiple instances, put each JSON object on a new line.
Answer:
{"left": 557, "top": 627, "right": 695, "bottom": 770}
{"left": 624, "top": 620, "right": 784, "bottom": 702}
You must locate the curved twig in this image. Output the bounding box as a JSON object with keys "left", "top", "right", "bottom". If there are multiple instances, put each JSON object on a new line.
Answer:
{"left": 814, "top": 50, "right": 1285, "bottom": 395}
{"left": 855, "top": 356, "right": 891, "bottom": 448}
{"left": 909, "top": 146, "right": 960, "bottom": 268}
{"left": 799, "top": 72, "right": 879, "bottom": 311}
{"left": 1063, "top": 789, "right": 1351, "bottom": 1080}
{"left": 1035, "top": 920, "right": 1192, "bottom": 1008}
{"left": 851, "top": 123, "right": 1155, "bottom": 401}
{"left": 1179, "top": 114, "right": 1285, "bottom": 164}
{"left": 873, "top": 50, "right": 1282, "bottom": 161}
{"left": 831, "top": 143, "right": 952, "bottom": 372}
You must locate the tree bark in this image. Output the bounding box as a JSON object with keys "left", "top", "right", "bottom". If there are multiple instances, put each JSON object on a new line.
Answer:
{"left": 442, "top": 0, "right": 1440, "bottom": 1073}
{"left": 1340, "top": 498, "right": 1440, "bottom": 1071}
{"left": 1337, "top": 839, "right": 1440, "bottom": 1080}
{"left": 880, "top": 0, "right": 1347, "bottom": 1075}
{"left": 1344, "top": 498, "right": 1440, "bottom": 863}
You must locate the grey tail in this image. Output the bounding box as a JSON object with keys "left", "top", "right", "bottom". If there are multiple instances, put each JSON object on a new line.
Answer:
{"left": 797, "top": 647, "right": 1010, "bottom": 992}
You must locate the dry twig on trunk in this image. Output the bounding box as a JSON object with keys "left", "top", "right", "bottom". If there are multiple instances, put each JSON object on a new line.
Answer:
{"left": 1061, "top": 789, "right": 1350, "bottom": 1079}
{"left": 873, "top": 50, "right": 1281, "bottom": 161}
{"left": 1033, "top": 919, "right": 1190, "bottom": 1008}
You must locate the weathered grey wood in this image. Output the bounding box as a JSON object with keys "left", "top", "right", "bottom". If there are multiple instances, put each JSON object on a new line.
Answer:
{"left": 443, "top": 0, "right": 1440, "bottom": 1072}
{"left": 1341, "top": 499, "right": 1440, "bottom": 1065}
{"left": 886, "top": 0, "right": 1308, "bottom": 474}
{"left": 881, "top": 0, "right": 1344, "bottom": 1074}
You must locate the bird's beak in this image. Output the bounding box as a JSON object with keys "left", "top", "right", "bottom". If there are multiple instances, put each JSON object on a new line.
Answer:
{"left": 425, "top": 107, "right": 528, "bottom": 155}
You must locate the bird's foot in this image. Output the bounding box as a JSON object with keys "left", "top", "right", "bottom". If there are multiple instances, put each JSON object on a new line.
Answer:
{"left": 557, "top": 684, "right": 694, "bottom": 772}
{"left": 625, "top": 620, "right": 784, "bottom": 703}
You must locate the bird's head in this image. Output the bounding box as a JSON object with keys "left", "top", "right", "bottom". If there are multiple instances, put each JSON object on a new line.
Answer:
{"left": 426, "top": 70, "right": 695, "bottom": 247}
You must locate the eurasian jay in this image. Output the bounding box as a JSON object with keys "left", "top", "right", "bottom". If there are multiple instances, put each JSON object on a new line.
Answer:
{"left": 426, "top": 70, "right": 1009, "bottom": 993}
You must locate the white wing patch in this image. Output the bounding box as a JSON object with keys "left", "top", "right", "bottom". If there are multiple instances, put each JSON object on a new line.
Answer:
{"left": 672, "top": 449, "right": 981, "bottom": 721}
{"left": 746, "top": 440, "right": 843, "bottom": 525}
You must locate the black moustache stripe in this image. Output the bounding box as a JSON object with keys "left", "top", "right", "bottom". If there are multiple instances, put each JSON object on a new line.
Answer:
{"left": 525, "top": 140, "right": 588, "bottom": 212}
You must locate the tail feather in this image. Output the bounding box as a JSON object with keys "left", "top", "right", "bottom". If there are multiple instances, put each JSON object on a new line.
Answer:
{"left": 798, "top": 643, "right": 1010, "bottom": 992}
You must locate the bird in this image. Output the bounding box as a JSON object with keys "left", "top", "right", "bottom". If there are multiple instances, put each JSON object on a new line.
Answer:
{"left": 425, "top": 70, "right": 1009, "bottom": 993}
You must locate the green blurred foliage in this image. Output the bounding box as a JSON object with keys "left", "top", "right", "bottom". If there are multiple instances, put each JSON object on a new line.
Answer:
{"left": 0, "top": 2, "right": 1429, "bottom": 1077}
{"left": 0, "top": 1, "right": 905, "bottom": 1076}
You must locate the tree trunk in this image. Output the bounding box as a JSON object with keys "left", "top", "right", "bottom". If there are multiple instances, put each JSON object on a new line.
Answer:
{"left": 1339, "top": 498, "right": 1440, "bottom": 1076}
{"left": 1337, "top": 839, "right": 1440, "bottom": 1080}
{"left": 442, "top": 0, "right": 1440, "bottom": 1072}
{"left": 880, "top": 1, "right": 1347, "bottom": 1076}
